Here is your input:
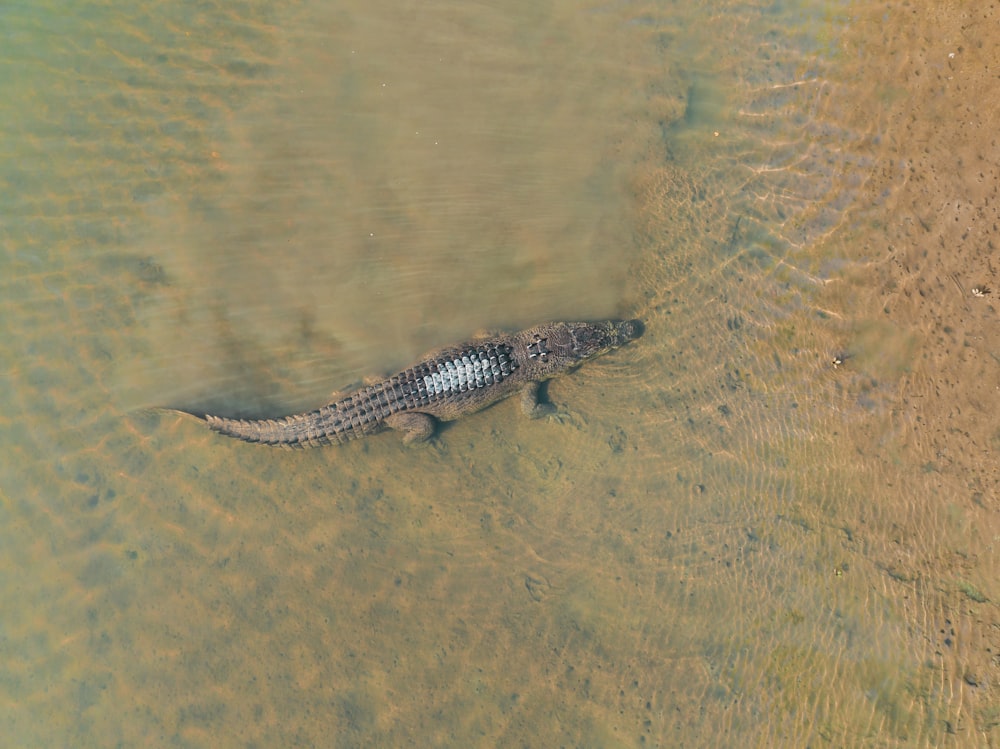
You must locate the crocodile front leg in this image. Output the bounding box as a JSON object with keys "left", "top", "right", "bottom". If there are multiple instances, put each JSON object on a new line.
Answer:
{"left": 519, "top": 381, "right": 556, "bottom": 419}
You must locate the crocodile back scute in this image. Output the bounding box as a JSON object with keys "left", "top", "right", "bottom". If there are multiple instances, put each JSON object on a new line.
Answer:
{"left": 324, "top": 343, "right": 519, "bottom": 431}
{"left": 396, "top": 343, "right": 518, "bottom": 402}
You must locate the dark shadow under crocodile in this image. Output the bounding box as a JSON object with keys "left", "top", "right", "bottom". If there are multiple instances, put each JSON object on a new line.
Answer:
{"left": 171, "top": 319, "right": 643, "bottom": 448}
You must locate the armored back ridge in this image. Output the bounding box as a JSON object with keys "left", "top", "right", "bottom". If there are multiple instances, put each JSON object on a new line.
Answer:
{"left": 177, "top": 319, "right": 643, "bottom": 448}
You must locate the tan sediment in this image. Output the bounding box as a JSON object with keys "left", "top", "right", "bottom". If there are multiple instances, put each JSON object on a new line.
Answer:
{"left": 808, "top": 3, "right": 1000, "bottom": 741}
{"left": 3, "top": 2, "right": 999, "bottom": 747}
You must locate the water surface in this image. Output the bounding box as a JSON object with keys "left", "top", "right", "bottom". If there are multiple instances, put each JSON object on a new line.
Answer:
{"left": 2, "top": 1, "right": 997, "bottom": 747}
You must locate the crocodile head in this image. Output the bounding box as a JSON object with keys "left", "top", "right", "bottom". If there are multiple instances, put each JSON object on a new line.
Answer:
{"left": 520, "top": 319, "right": 644, "bottom": 373}
{"left": 564, "top": 319, "right": 644, "bottom": 360}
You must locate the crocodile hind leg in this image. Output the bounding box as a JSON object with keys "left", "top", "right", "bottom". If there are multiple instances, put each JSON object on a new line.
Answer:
{"left": 385, "top": 412, "right": 437, "bottom": 445}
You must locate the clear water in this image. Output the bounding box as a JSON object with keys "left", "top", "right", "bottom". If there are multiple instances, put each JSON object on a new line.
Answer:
{"left": 2, "top": 1, "right": 997, "bottom": 746}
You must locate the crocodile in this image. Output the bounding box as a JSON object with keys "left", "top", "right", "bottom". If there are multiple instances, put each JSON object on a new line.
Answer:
{"left": 181, "top": 319, "right": 643, "bottom": 448}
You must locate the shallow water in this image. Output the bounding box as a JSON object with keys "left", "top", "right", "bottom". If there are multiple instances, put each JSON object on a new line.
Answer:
{"left": 2, "top": 1, "right": 998, "bottom": 747}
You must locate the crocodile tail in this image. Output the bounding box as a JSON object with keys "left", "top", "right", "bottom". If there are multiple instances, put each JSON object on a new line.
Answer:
{"left": 203, "top": 412, "right": 334, "bottom": 449}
